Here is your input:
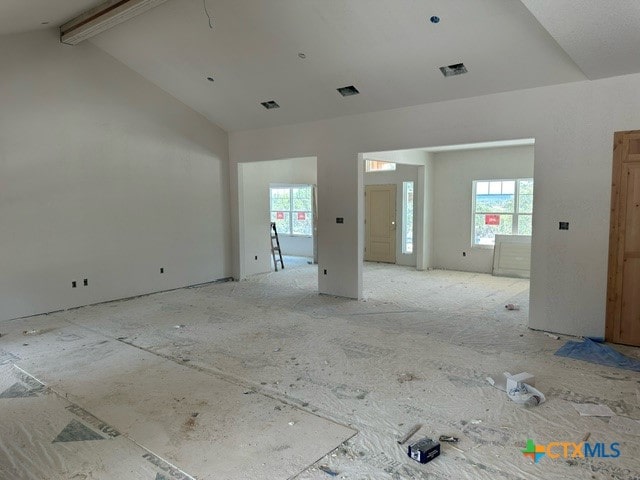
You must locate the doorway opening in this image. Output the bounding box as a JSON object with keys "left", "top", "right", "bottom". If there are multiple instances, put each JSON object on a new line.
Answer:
{"left": 360, "top": 139, "right": 535, "bottom": 328}
{"left": 238, "top": 156, "right": 318, "bottom": 290}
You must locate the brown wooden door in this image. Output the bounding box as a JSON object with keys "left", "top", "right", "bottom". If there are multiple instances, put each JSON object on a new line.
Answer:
{"left": 606, "top": 131, "right": 640, "bottom": 346}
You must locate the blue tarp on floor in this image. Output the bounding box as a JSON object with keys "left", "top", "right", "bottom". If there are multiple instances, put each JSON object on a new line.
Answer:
{"left": 555, "top": 338, "right": 640, "bottom": 372}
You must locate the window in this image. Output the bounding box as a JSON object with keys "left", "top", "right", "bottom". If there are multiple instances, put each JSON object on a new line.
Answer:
{"left": 472, "top": 178, "right": 533, "bottom": 246}
{"left": 270, "top": 185, "right": 313, "bottom": 236}
{"left": 402, "top": 181, "right": 414, "bottom": 254}
{"left": 365, "top": 160, "right": 396, "bottom": 172}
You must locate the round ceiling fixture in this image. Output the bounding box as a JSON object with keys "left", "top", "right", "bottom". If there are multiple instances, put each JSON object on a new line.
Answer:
{"left": 206, "top": 76, "right": 214, "bottom": 82}
{"left": 430, "top": 16, "right": 440, "bottom": 24}
{"left": 298, "top": 52, "right": 307, "bottom": 59}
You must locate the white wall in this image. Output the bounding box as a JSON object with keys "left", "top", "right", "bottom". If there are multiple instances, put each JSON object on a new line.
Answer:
{"left": 0, "top": 29, "right": 230, "bottom": 322}
{"left": 364, "top": 164, "right": 419, "bottom": 266}
{"left": 279, "top": 236, "right": 313, "bottom": 258}
{"left": 229, "top": 71, "right": 640, "bottom": 338}
{"left": 432, "top": 145, "right": 534, "bottom": 273}
{"left": 239, "top": 157, "right": 316, "bottom": 277}
{"left": 365, "top": 149, "right": 430, "bottom": 166}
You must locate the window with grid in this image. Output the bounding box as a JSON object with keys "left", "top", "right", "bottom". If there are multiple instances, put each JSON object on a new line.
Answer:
{"left": 270, "top": 185, "right": 313, "bottom": 236}
{"left": 472, "top": 178, "right": 533, "bottom": 246}
{"left": 402, "top": 181, "right": 414, "bottom": 254}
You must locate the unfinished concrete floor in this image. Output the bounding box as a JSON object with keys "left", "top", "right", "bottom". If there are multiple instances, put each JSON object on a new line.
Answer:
{"left": 0, "top": 261, "right": 639, "bottom": 479}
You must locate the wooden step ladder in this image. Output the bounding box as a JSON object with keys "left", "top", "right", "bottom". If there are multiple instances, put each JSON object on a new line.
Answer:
{"left": 270, "top": 222, "right": 285, "bottom": 271}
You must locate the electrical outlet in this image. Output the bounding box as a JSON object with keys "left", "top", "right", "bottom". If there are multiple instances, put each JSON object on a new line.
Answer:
{"left": 324, "top": 269, "right": 327, "bottom": 275}
{"left": 559, "top": 222, "right": 569, "bottom": 230}
{"left": 83, "top": 279, "right": 88, "bottom": 286}
{"left": 336, "top": 217, "right": 344, "bottom": 224}
{"left": 72, "top": 281, "right": 77, "bottom": 288}
{"left": 255, "top": 255, "right": 258, "bottom": 260}
{"left": 462, "top": 251, "right": 466, "bottom": 257}
{"left": 160, "top": 267, "right": 164, "bottom": 274}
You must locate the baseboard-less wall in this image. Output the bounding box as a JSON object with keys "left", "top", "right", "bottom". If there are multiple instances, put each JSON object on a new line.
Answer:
{"left": 279, "top": 236, "right": 313, "bottom": 257}
{"left": 432, "top": 145, "right": 534, "bottom": 273}
{"left": 0, "top": 29, "right": 230, "bottom": 322}
{"left": 239, "top": 157, "right": 316, "bottom": 277}
{"left": 229, "top": 71, "right": 640, "bottom": 338}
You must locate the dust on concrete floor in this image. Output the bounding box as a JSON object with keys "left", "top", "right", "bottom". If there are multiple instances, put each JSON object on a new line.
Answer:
{"left": 1, "top": 262, "right": 639, "bottom": 479}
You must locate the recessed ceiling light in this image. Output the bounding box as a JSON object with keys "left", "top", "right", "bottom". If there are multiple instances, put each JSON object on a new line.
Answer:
{"left": 439, "top": 63, "right": 468, "bottom": 77}
{"left": 337, "top": 85, "right": 360, "bottom": 97}
{"left": 298, "top": 52, "right": 306, "bottom": 59}
{"left": 261, "top": 100, "right": 280, "bottom": 110}
{"left": 206, "top": 76, "right": 214, "bottom": 82}
{"left": 430, "top": 16, "right": 440, "bottom": 24}
{"left": 41, "top": 21, "right": 50, "bottom": 25}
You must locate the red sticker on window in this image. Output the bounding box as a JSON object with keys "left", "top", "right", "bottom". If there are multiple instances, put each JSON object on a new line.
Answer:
{"left": 276, "top": 212, "right": 284, "bottom": 220}
{"left": 485, "top": 214, "right": 500, "bottom": 225}
{"left": 297, "top": 212, "right": 306, "bottom": 220}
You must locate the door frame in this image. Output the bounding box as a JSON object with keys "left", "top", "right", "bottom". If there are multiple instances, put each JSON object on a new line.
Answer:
{"left": 364, "top": 183, "right": 397, "bottom": 263}
{"left": 605, "top": 129, "right": 640, "bottom": 344}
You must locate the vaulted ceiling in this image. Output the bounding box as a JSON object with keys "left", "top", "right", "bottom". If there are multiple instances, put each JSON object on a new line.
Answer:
{"left": 0, "top": 0, "right": 103, "bottom": 36}
{"left": 1, "top": 1, "right": 639, "bottom": 131}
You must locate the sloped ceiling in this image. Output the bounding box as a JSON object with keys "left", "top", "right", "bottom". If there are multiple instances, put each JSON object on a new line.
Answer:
{"left": 0, "top": 0, "right": 103, "bottom": 36}
{"left": 2, "top": 1, "right": 636, "bottom": 132}
{"left": 520, "top": 0, "right": 640, "bottom": 80}
{"left": 86, "top": 0, "right": 586, "bottom": 131}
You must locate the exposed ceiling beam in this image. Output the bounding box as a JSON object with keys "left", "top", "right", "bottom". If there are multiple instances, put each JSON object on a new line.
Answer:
{"left": 60, "top": 0, "right": 169, "bottom": 45}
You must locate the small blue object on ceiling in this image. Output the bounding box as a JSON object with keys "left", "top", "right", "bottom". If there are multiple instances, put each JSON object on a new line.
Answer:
{"left": 555, "top": 338, "right": 640, "bottom": 372}
{"left": 430, "top": 16, "right": 440, "bottom": 24}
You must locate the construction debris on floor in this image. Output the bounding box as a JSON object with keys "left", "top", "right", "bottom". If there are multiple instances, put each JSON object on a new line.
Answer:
{"left": 0, "top": 262, "right": 639, "bottom": 479}
{"left": 487, "top": 371, "right": 546, "bottom": 407}
{"left": 407, "top": 437, "right": 441, "bottom": 464}
{"left": 397, "top": 423, "right": 422, "bottom": 445}
{"left": 555, "top": 337, "right": 640, "bottom": 372}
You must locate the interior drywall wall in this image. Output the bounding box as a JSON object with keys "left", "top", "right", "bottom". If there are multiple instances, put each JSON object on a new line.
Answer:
{"left": 229, "top": 71, "right": 640, "bottom": 338}
{"left": 365, "top": 149, "right": 430, "bottom": 166}
{"left": 279, "top": 236, "right": 313, "bottom": 258}
{"left": 415, "top": 154, "right": 435, "bottom": 270}
{"left": 364, "top": 164, "right": 419, "bottom": 266}
{"left": 239, "top": 157, "right": 316, "bottom": 277}
{"left": 432, "top": 145, "right": 534, "bottom": 273}
{"left": 424, "top": 155, "right": 435, "bottom": 269}
{"left": 0, "top": 29, "right": 230, "bottom": 322}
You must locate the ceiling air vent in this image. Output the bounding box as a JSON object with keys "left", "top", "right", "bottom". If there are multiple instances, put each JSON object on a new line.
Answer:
{"left": 337, "top": 85, "right": 360, "bottom": 97}
{"left": 439, "top": 63, "right": 468, "bottom": 77}
{"left": 261, "top": 100, "right": 280, "bottom": 110}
